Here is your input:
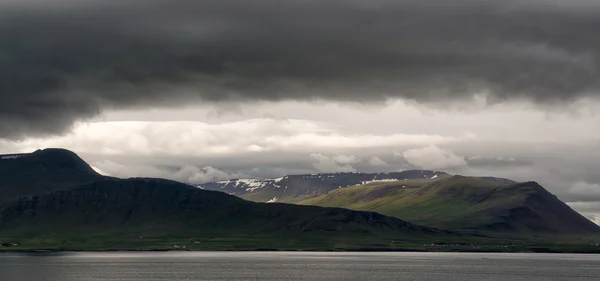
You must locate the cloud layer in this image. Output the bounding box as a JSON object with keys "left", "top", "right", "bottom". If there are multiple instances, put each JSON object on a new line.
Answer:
{"left": 0, "top": 119, "right": 468, "bottom": 157}
{"left": 94, "top": 160, "right": 238, "bottom": 183}
{"left": 2, "top": 0, "right": 599, "bottom": 138}
{"left": 310, "top": 153, "right": 361, "bottom": 173}
{"left": 402, "top": 145, "right": 467, "bottom": 170}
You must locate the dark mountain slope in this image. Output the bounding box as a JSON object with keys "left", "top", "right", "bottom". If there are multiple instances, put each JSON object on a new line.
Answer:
{"left": 300, "top": 176, "right": 600, "bottom": 234}
{"left": 0, "top": 149, "right": 453, "bottom": 250}
{"left": 0, "top": 148, "right": 104, "bottom": 204}
{"left": 481, "top": 181, "right": 600, "bottom": 233}
{"left": 1, "top": 178, "right": 434, "bottom": 237}
{"left": 0, "top": 148, "right": 98, "bottom": 176}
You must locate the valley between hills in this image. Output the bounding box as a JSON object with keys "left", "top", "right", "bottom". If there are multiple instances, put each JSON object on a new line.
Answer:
{"left": 1, "top": 148, "right": 599, "bottom": 253}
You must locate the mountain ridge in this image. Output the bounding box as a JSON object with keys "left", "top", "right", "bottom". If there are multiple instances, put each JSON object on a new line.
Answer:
{"left": 198, "top": 172, "right": 519, "bottom": 204}
{"left": 0, "top": 148, "right": 457, "bottom": 251}
{"left": 199, "top": 170, "right": 451, "bottom": 203}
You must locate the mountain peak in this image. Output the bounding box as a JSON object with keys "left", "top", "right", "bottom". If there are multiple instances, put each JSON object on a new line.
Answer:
{"left": 0, "top": 148, "right": 98, "bottom": 176}
{"left": 507, "top": 181, "right": 551, "bottom": 195}
{"left": 32, "top": 148, "right": 81, "bottom": 158}
{"left": 514, "top": 181, "right": 543, "bottom": 187}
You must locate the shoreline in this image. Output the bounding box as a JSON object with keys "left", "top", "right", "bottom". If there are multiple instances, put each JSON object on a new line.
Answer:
{"left": 3, "top": 248, "right": 600, "bottom": 254}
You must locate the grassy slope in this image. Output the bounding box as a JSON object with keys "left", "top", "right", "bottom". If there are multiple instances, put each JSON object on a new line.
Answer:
{"left": 242, "top": 190, "right": 315, "bottom": 204}
{"left": 300, "top": 176, "right": 498, "bottom": 228}
{"left": 299, "top": 175, "right": 600, "bottom": 235}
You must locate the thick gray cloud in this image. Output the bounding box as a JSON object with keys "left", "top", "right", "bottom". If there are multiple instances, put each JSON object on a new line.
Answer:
{"left": 1, "top": 0, "right": 600, "bottom": 138}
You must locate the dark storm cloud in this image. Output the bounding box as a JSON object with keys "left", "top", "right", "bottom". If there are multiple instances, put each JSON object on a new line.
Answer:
{"left": 1, "top": 0, "right": 600, "bottom": 138}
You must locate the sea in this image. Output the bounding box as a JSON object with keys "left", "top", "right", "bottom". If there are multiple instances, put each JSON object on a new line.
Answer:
{"left": 1, "top": 251, "right": 599, "bottom": 280}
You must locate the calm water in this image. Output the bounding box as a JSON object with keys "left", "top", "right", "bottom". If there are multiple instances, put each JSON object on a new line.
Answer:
{"left": 1, "top": 251, "right": 599, "bottom": 280}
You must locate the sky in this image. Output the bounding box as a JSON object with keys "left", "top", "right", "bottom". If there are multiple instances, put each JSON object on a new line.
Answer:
{"left": 1, "top": 0, "right": 600, "bottom": 222}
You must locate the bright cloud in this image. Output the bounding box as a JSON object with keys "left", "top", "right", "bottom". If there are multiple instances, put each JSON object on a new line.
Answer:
{"left": 402, "top": 145, "right": 467, "bottom": 170}
{"left": 94, "top": 160, "right": 237, "bottom": 183}
{"left": 309, "top": 153, "right": 361, "bottom": 173}
{"left": 0, "top": 119, "right": 467, "bottom": 157}
{"left": 368, "top": 156, "right": 388, "bottom": 166}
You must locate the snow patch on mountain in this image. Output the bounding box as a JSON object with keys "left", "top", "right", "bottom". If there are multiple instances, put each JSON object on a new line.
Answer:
{"left": 198, "top": 171, "right": 451, "bottom": 197}
{"left": 361, "top": 179, "right": 400, "bottom": 185}
{"left": 273, "top": 176, "right": 286, "bottom": 182}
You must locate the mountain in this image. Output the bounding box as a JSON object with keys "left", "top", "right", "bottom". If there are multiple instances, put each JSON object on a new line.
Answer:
{"left": 0, "top": 149, "right": 105, "bottom": 204}
{"left": 0, "top": 149, "right": 454, "bottom": 251}
{"left": 477, "top": 177, "right": 518, "bottom": 185}
{"left": 298, "top": 175, "right": 600, "bottom": 234}
{"left": 198, "top": 170, "right": 448, "bottom": 203}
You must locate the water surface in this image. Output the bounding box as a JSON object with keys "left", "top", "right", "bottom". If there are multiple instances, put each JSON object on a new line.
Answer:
{"left": 1, "top": 251, "right": 599, "bottom": 280}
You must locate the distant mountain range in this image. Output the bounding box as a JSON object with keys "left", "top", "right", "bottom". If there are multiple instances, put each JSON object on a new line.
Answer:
{"left": 0, "top": 149, "right": 456, "bottom": 251}
{"left": 199, "top": 170, "right": 451, "bottom": 202}
{"left": 199, "top": 172, "right": 599, "bottom": 235}
{"left": 1, "top": 148, "right": 599, "bottom": 252}
{"left": 198, "top": 171, "right": 517, "bottom": 204}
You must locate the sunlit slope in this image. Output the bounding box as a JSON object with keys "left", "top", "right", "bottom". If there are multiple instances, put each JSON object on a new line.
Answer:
{"left": 300, "top": 176, "right": 600, "bottom": 234}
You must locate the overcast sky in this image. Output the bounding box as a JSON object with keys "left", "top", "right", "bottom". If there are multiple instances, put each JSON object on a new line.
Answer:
{"left": 1, "top": 0, "right": 599, "bottom": 222}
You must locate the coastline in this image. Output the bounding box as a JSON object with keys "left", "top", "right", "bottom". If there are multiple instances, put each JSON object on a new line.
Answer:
{"left": 3, "top": 247, "right": 600, "bottom": 254}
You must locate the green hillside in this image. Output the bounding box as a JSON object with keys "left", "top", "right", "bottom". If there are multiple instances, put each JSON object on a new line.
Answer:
{"left": 299, "top": 175, "right": 600, "bottom": 234}
{"left": 0, "top": 149, "right": 461, "bottom": 251}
